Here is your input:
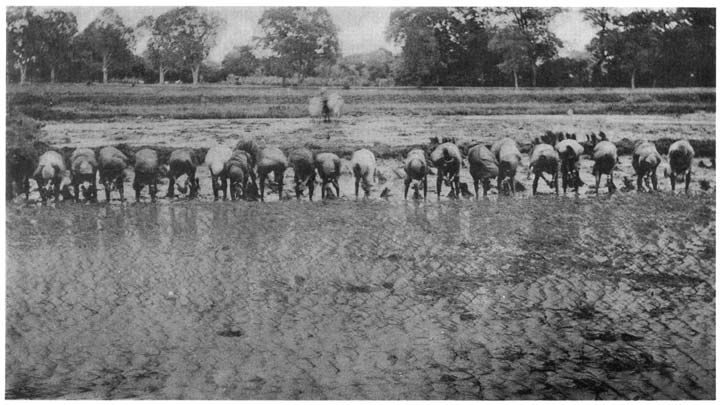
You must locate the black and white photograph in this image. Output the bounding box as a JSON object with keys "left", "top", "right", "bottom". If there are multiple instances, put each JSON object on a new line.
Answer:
{"left": 3, "top": 3, "right": 716, "bottom": 400}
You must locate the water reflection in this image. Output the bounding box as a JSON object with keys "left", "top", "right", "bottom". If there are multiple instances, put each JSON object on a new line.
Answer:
{"left": 5, "top": 195, "right": 716, "bottom": 399}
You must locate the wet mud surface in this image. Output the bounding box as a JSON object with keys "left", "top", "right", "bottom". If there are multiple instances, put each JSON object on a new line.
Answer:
{"left": 5, "top": 194, "right": 715, "bottom": 399}
{"left": 43, "top": 113, "right": 716, "bottom": 151}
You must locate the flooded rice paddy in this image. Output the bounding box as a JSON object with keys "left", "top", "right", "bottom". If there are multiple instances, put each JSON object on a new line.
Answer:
{"left": 5, "top": 194, "right": 715, "bottom": 399}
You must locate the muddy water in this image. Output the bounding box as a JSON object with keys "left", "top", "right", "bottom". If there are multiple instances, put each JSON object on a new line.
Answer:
{"left": 5, "top": 195, "right": 715, "bottom": 399}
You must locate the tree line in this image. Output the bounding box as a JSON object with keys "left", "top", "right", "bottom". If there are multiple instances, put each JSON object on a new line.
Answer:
{"left": 6, "top": 6, "right": 715, "bottom": 88}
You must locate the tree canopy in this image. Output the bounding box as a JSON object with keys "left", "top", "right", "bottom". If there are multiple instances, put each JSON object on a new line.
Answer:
{"left": 492, "top": 7, "right": 563, "bottom": 87}
{"left": 38, "top": 9, "right": 78, "bottom": 82}
{"left": 4, "top": 7, "right": 716, "bottom": 88}
{"left": 7, "top": 7, "right": 43, "bottom": 84}
{"left": 257, "top": 7, "right": 340, "bottom": 83}
{"left": 387, "top": 7, "right": 498, "bottom": 86}
{"left": 221, "top": 45, "right": 259, "bottom": 77}
{"left": 139, "top": 7, "right": 222, "bottom": 85}
{"left": 74, "top": 8, "right": 134, "bottom": 84}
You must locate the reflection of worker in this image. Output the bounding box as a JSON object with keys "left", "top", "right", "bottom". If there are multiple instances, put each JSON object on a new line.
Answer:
{"left": 320, "top": 87, "right": 330, "bottom": 122}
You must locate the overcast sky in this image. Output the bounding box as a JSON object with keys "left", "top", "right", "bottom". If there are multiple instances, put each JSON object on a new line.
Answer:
{"left": 36, "top": 7, "right": 600, "bottom": 62}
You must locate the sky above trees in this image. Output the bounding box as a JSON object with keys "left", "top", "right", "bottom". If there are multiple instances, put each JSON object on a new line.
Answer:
{"left": 36, "top": 6, "right": 600, "bottom": 62}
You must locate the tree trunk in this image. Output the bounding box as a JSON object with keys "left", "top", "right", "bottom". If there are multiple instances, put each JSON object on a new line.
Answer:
{"left": 513, "top": 70, "right": 518, "bottom": 89}
{"left": 50, "top": 66, "right": 56, "bottom": 83}
{"left": 19, "top": 64, "right": 27, "bottom": 85}
{"left": 102, "top": 54, "right": 109, "bottom": 84}
{"left": 159, "top": 67, "right": 165, "bottom": 85}
{"left": 531, "top": 65, "right": 537, "bottom": 87}
{"left": 631, "top": 69, "right": 636, "bottom": 89}
{"left": 192, "top": 65, "right": 200, "bottom": 85}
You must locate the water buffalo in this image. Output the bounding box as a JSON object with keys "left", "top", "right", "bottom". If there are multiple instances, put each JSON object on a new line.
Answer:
{"left": 98, "top": 146, "right": 129, "bottom": 203}
{"left": 70, "top": 148, "right": 98, "bottom": 202}
{"left": 404, "top": 148, "right": 428, "bottom": 199}
{"left": 491, "top": 138, "right": 522, "bottom": 195}
{"left": 288, "top": 148, "right": 316, "bottom": 200}
{"left": 430, "top": 142, "right": 462, "bottom": 198}
{"left": 467, "top": 144, "right": 498, "bottom": 198}
{"left": 350, "top": 149, "right": 377, "bottom": 198}
{"left": 528, "top": 143, "right": 559, "bottom": 195}
{"left": 665, "top": 140, "right": 695, "bottom": 194}
{"left": 592, "top": 140, "right": 618, "bottom": 195}
{"left": 133, "top": 148, "right": 162, "bottom": 202}
{"left": 256, "top": 146, "right": 287, "bottom": 202}
{"left": 225, "top": 150, "right": 258, "bottom": 201}
{"left": 205, "top": 145, "right": 233, "bottom": 200}
{"left": 555, "top": 139, "right": 584, "bottom": 194}
{"left": 315, "top": 152, "right": 341, "bottom": 199}
{"left": 166, "top": 149, "right": 200, "bottom": 199}
{"left": 632, "top": 141, "right": 662, "bottom": 192}
{"left": 33, "top": 150, "right": 71, "bottom": 204}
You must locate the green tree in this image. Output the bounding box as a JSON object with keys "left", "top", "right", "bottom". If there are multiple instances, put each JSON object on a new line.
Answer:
{"left": 166, "top": 7, "right": 221, "bottom": 85}
{"left": 606, "top": 10, "right": 667, "bottom": 88}
{"left": 137, "top": 15, "right": 174, "bottom": 84}
{"left": 75, "top": 8, "right": 134, "bottom": 83}
{"left": 493, "top": 7, "right": 563, "bottom": 87}
{"left": 669, "top": 8, "right": 715, "bottom": 86}
{"left": 257, "top": 7, "right": 340, "bottom": 84}
{"left": 582, "top": 7, "right": 612, "bottom": 86}
{"left": 221, "top": 45, "right": 259, "bottom": 77}
{"left": 488, "top": 26, "right": 529, "bottom": 88}
{"left": 139, "top": 8, "right": 222, "bottom": 85}
{"left": 260, "top": 55, "right": 291, "bottom": 80}
{"left": 386, "top": 8, "right": 446, "bottom": 85}
{"left": 387, "top": 7, "right": 496, "bottom": 86}
{"left": 7, "top": 7, "right": 43, "bottom": 84}
{"left": 38, "top": 9, "right": 78, "bottom": 82}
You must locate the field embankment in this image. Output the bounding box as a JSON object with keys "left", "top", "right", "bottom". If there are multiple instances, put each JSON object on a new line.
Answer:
{"left": 7, "top": 84, "right": 715, "bottom": 121}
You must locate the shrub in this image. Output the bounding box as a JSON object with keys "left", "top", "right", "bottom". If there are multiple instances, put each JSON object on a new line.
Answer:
{"left": 6, "top": 111, "right": 46, "bottom": 148}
